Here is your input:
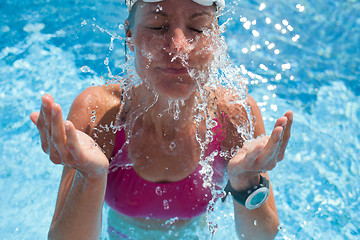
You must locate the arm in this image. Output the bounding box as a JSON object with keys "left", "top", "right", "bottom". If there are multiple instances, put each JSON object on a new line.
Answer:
{"left": 223, "top": 95, "right": 293, "bottom": 239}
{"left": 48, "top": 166, "right": 107, "bottom": 240}
{"left": 30, "top": 86, "right": 120, "bottom": 240}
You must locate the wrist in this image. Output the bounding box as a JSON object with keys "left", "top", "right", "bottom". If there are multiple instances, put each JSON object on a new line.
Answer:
{"left": 75, "top": 169, "right": 108, "bottom": 186}
{"left": 229, "top": 173, "right": 260, "bottom": 191}
{"left": 223, "top": 175, "right": 270, "bottom": 210}
{"left": 75, "top": 161, "right": 109, "bottom": 182}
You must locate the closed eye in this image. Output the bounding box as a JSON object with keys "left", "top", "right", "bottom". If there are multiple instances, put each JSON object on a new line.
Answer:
{"left": 149, "top": 26, "right": 167, "bottom": 30}
{"left": 190, "top": 28, "right": 203, "bottom": 33}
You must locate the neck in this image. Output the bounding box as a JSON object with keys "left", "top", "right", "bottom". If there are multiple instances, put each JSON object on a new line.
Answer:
{"left": 129, "top": 84, "right": 203, "bottom": 137}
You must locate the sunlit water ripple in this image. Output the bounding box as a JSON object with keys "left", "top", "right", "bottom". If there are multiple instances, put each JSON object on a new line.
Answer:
{"left": 0, "top": 0, "right": 359, "bottom": 239}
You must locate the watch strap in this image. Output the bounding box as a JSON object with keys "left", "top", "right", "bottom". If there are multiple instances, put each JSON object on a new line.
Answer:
{"left": 221, "top": 175, "right": 269, "bottom": 206}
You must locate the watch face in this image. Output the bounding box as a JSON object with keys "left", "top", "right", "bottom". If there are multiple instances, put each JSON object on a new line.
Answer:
{"left": 245, "top": 187, "right": 270, "bottom": 210}
{"left": 250, "top": 190, "right": 267, "bottom": 205}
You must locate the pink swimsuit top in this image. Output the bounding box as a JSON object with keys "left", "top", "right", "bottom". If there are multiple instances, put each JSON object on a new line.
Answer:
{"left": 105, "top": 120, "right": 226, "bottom": 219}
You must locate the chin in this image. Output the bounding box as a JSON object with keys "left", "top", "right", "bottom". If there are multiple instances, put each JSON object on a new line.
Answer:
{"left": 156, "top": 82, "right": 197, "bottom": 100}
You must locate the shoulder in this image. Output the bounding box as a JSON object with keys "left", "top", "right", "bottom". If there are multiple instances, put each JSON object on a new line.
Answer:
{"left": 67, "top": 84, "right": 123, "bottom": 158}
{"left": 211, "top": 86, "right": 265, "bottom": 148}
{"left": 67, "top": 84, "right": 122, "bottom": 129}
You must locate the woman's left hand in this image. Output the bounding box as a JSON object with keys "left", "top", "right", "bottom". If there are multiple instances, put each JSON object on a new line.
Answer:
{"left": 227, "top": 111, "right": 293, "bottom": 191}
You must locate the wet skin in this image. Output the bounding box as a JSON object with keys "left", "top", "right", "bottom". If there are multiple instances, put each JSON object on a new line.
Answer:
{"left": 30, "top": 0, "right": 293, "bottom": 239}
{"left": 128, "top": 0, "right": 218, "bottom": 100}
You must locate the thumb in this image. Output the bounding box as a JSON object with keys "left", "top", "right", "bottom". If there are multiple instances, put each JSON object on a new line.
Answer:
{"left": 242, "top": 136, "right": 269, "bottom": 160}
{"left": 30, "top": 112, "right": 40, "bottom": 125}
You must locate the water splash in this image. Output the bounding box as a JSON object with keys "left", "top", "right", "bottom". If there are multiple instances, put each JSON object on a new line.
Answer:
{"left": 85, "top": 3, "right": 254, "bottom": 237}
{"left": 164, "top": 217, "right": 179, "bottom": 227}
{"left": 155, "top": 186, "right": 163, "bottom": 196}
{"left": 163, "top": 199, "right": 170, "bottom": 210}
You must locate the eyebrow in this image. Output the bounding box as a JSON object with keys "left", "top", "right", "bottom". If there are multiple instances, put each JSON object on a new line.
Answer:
{"left": 145, "top": 10, "right": 168, "bottom": 17}
{"left": 145, "top": 10, "right": 212, "bottom": 19}
{"left": 190, "top": 11, "right": 213, "bottom": 19}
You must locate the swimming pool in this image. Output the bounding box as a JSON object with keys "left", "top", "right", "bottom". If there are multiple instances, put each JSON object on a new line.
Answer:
{"left": 1, "top": 0, "right": 359, "bottom": 239}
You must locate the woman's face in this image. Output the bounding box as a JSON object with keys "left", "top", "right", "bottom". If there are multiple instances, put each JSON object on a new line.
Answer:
{"left": 127, "top": 0, "right": 219, "bottom": 100}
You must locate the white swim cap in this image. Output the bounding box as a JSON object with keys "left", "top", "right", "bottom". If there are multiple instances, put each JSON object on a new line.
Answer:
{"left": 125, "top": 0, "right": 225, "bottom": 12}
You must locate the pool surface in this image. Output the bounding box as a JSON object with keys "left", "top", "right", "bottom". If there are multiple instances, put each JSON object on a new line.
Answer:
{"left": 1, "top": 0, "right": 359, "bottom": 239}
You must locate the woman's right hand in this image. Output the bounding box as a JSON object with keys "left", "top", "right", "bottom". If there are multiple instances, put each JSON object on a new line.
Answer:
{"left": 30, "top": 94, "right": 109, "bottom": 179}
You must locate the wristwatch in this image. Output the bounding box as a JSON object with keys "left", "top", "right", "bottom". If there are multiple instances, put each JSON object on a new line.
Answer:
{"left": 221, "top": 175, "right": 270, "bottom": 210}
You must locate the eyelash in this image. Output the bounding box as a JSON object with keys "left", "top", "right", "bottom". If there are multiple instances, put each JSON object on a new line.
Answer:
{"left": 191, "top": 28, "right": 203, "bottom": 33}
{"left": 150, "top": 26, "right": 203, "bottom": 33}
{"left": 151, "top": 26, "right": 167, "bottom": 30}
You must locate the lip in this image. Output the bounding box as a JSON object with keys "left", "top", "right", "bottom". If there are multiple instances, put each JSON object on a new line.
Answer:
{"left": 159, "top": 67, "right": 189, "bottom": 75}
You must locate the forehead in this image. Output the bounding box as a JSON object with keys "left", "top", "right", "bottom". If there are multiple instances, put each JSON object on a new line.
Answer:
{"left": 134, "top": 0, "right": 215, "bottom": 20}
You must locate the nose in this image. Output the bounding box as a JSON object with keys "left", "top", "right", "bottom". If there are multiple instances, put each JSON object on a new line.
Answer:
{"left": 167, "top": 28, "right": 191, "bottom": 54}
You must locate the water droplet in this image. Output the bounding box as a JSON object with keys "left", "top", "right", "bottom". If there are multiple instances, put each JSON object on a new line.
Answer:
{"left": 254, "top": 220, "right": 257, "bottom": 225}
{"left": 207, "top": 119, "right": 218, "bottom": 128}
{"left": 165, "top": 217, "right": 179, "bottom": 227}
{"left": 208, "top": 222, "right": 218, "bottom": 234}
{"left": 90, "top": 110, "right": 96, "bottom": 122}
{"left": 155, "top": 186, "right": 163, "bottom": 196}
{"left": 163, "top": 199, "right": 169, "bottom": 210}
{"left": 169, "top": 141, "right": 176, "bottom": 151}
{"left": 81, "top": 66, "right": 91, "bottom": 73}
{"left": 81, "top": 20, "right": 87, "bottom": 26}
{"left": 104, "top": 57, "right": 109, "bottom": 66}
{"left": 259, "top": 3, "right": 266, "bottom": 11}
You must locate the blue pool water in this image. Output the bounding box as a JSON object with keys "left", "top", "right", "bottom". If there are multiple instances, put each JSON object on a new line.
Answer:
{"left": 1, "top": 0, "right": 359, "bottom": 239}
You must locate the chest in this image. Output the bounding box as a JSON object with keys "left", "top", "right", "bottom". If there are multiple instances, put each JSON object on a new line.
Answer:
{"left": 126, "top": 125, "right": 206, "bottom": 183}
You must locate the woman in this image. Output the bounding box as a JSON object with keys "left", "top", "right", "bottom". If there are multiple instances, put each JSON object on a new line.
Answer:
{"left": 30, "top": 0, "right": 293, "bottom": 239}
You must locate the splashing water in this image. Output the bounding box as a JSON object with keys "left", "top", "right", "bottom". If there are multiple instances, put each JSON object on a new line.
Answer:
{"left": 0, "top": 0, "right": 357, "bottom": 239}
{"left": 84, "top": 5, "right": 254, "bottom": 237}
{"left": 164, "top": 217, "right": 179, "bottom": 227}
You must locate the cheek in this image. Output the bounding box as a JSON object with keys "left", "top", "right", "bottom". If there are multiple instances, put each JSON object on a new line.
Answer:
{"left": 192, "top": 40, "right": 216, "bottom": 67}
{"left": 134, "top": 35, "right": 166, "bottom": 61}
{"left": 193, "top": 32, "right": 221, "bottom": 63}
{"left": 133, "top": 40, "right": 159, "bottom": 79}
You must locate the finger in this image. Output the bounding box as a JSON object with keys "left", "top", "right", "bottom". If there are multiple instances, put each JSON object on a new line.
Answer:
{"left": 271, "top": 115, "right": 288, "bottom": 146}
{"left": 279, "top": 111, "right": 293, "bottom": 159}
{"left": 41, "top": 94, "right": 54, "bottom": 130}
{"left": 64, "top": 120, "right": 83, "bottom": 162}
{"left": 37, "top": 94, "right": 54, "bottom": 127}
{"left": 41, "top": 94, "right": 55, "bottom": 152}
{"left": 31, "top": 111, "right": 49, "bottom": 152}
{"left": 243, "top": 136, "right": 268, "bottom": 161}
{"left": 51, "top": 103, "right": 68, "bottom": 161}
{"left": 30, "top": 112, "right": 40, "bottom": 125}
{"left": 256, "top": 125, "right": 284, "bottom": 170}
{"left": 33, "top": 107, "right": 49, "bottom": 152}
{"left": 274, "top": 116, "right": 288, "bottom": 129}
{"left": 283, "top": 111, "right": 293, "bottom": 140}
